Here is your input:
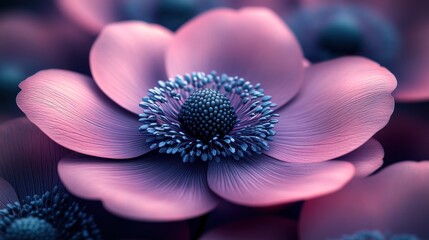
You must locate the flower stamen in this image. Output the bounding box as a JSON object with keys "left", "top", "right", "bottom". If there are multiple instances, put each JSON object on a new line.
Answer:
{"left": 139, "top": 71, "right": 278, "bottom": 163}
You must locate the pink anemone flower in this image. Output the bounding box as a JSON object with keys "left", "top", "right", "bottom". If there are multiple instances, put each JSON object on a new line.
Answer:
{"left": 17, "top": 8, "right": 395, "bottom": 221}
{"left": 300, "top": 161, "right": 429, "bottom": 239}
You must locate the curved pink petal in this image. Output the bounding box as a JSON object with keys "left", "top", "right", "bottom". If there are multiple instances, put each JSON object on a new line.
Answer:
{"left": 0, "top": 178, "right": 18, "bottom": 208}
{"left": 57, "top": 0, "right": 118, "bottom": 34}
{"left": 335, "top": 138, "right": 383, "bottom": 177}
{"left": 58, "top": 152, "right": 219, "bottom": 221}
{"left": 207, "top": 154, "right": 355, "bottom": 206}
{"left": 0, "top": 117, "right": 70, "bottom": 198}
{"left": 201, "top": 216, "right": 297, "bottom": 240}
{"left": 300, "top": 161, "right": 429, "bottom": 240}
{"left": 91, "top": 21, "right": 172, "bottom": 114}
{"left": 17, "top": 69, "right": 150, "bottom": 159}
{"left": 167, "top": 8, "right": 304, "bottom": 108}
{"left": 267, "top": 57, "right": 396, "bottom": 163}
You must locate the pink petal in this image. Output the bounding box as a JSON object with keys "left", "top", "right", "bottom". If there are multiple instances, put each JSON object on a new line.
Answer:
{"left": 57, "top": 0, "right": 118, "bottom": 34}
{"left": 91, "top": 21, "right": 172, "bottom": 114}
{"left": 0, "top": 178, "right": 18, "bottom": 208}
{"left": 207, "top": 154, "right": 355, "bottom": 206}
{"left": 58, "top": 153, "right": 219, "bottom": 221}
{"left": 201, "top": 216, "right": 297, "bottom": 240}
{"left": 300, "top": 161, "right": 429, "bottom": 239}
{"left": 17, "top": 70, "right": 150, "bottom": 159}
{"left": 167, "top": 8, "right": 304, "bottom": 108}
{"left": 336, "top": 138, "right": 383, "bottom": 177}
{"left": 303, "top": 59, "right": 311, "bottom": 68}
{"left": 0, "top": 118, "right": 70, "bottom": 198}
{"left": 267, "top": 57, "right": 396, "bottom": 163}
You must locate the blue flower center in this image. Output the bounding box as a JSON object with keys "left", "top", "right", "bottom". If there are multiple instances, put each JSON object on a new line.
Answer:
{"left": 4, "top": 217, "right": 57, "bottom": 240}
{"left": 318, "top": 15, "right": 363, "bottom": 57}
{"left": 179, "top": 89, "right": 236, "bottom": 142}
{"left": 139, "top": 71, "right": 278, "bottom": 162}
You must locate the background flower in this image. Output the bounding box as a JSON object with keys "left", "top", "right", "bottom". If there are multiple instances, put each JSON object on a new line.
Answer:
{"left": 0, "top": 118, "right": 101, "bottom": 239}
{"left": 286, "top": 0, "right": 429, "bottom": 102}
{"left": 0, "top": 117, "right": 191, "bottom": 239}
{"left": 300, "top": 161, "right": 429, "bottom": 239}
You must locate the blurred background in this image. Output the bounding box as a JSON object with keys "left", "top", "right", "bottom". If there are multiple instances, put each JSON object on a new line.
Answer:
{"left": 1, "top": 1, "right": 429, "bottom": 238}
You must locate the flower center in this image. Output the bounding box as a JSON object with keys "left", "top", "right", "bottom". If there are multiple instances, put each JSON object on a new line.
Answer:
{"left": 4, "top": 217, "right": 57, "bottom": 240}
{"left": 139, "top": 71, "right": 278, "bottom": 162}
{"left": 318, "top": 14, "right": 363, "bottom": 56}
{"left": 179, "top": 88, "right": 236, "bottom": 142}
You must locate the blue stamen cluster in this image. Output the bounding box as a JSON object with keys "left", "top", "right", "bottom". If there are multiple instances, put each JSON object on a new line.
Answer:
{"left": 4, "top": 217, "right": 57, "bottom": 240}
{"left": 0, "top": 186, "right": 101, "bottom": 240}
{"left": 179, "top": 89, "right": 236, "bottom": 142}
{"left": 139, "top": 71, "right": 278, "bottom": 162}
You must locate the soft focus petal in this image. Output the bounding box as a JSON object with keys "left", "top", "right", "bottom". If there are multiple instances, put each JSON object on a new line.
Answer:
{"left": 224, "top": 0, "right": 298, "bottom": 15}
{"left": 0, "top": 178, "right": 18, "bottom": 208}
{"left": 303, "top": 59, "right": 311, "bottom": 68}
{"left": 0, "top": 13, "right": 65, "bottom": 67}
{"left": 336, "top": 138, "right": 383, "bottom": 177}
{"left": 267, "top": 57, "right": 396, "bottom": 163}
{"left": 58, "top": 152, "right": 219, "bottom": 221}
{"left": 300, "top": 161, "right": 429, "bottom": 240}
{"left": 0, "top": 117, "right": 70, "bottom": 198}
{"left": 57, "top": 0, "right": 118, "bottom": 33}
{"left": 207, "top": 154, "right": 354, "bottom": 206}
{"left": 91, "top": 21, "right": 172, "bottom": 114}
{"left": 167, "top": 8, "right": 304, "bottom": 107}
{"left": 201, "top": 216, "right": 297, "bottom": 240}
{"left": 394, "top": 22, "right": 429, "bottom": 102}
{"left": 17, "top": 70, "right": 150, "bottom": 159}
